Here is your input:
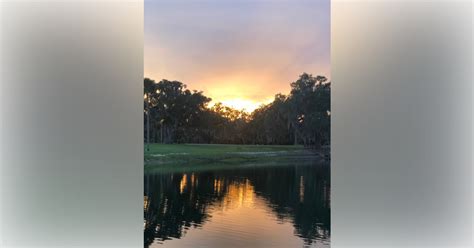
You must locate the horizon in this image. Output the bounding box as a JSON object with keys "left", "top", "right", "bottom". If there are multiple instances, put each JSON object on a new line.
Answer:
{"left": 144, "top": 75, "right": 316, "bottom": 113}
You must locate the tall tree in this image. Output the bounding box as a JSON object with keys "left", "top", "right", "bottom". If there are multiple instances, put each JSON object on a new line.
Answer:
{"left": 144, "top": 78, "right": 157, "bottom": 151}
{"left": 143, "top": 73, "right": 330, "bottom": 148}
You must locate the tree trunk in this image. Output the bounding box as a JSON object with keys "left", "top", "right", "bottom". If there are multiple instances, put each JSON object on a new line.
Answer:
{"left": 160, "top": 124, "right": 163, "bottom": 144}
{"left": 146, "top": 107, "right": 150, "bottom": 152}
{"left": 293, "top": 125, "right": 298, "bottom": 145}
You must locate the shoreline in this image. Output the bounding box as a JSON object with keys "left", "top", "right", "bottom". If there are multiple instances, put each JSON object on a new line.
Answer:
{"left": 144, "top": 143, "right": 329, "bottom": 173}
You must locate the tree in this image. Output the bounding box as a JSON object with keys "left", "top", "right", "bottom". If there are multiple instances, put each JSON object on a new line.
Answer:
{"left": 144, "top": 78, "right": 157, "bottom": 151}
{"left": 287, "top": 73, "right": 330, "bottom": 147}
{"left": 143, "top": 73, "right": 330, "bottom": 149}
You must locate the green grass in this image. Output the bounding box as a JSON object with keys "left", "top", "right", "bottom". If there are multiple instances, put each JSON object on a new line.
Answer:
{"left": 145, "top": 143, "right": 304, "bottom": 156}
{"left": 144, "top": 143, "right": 323, "bottom": 173}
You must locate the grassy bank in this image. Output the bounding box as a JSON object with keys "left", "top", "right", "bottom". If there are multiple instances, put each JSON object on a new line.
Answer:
{"left": 144, "top": 144, "right": 325, "bottom": 173}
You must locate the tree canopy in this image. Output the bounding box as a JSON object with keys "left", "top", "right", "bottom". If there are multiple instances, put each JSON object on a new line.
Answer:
{"left": 144, "top": 73, "right": 330, "bottom": 148}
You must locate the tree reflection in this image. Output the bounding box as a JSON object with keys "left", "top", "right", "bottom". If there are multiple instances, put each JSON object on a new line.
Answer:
{"left": 144, "top": 163, "right": 330, "bottom": 247}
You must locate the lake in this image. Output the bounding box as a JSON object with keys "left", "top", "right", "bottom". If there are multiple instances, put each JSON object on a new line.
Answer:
{"left": 144, "top": 162, "right": 330, "bottom": 248}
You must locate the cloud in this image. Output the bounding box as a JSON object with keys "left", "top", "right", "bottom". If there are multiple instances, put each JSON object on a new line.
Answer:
{"left": 145, "top": 0, "right": 330, "bottom": 103}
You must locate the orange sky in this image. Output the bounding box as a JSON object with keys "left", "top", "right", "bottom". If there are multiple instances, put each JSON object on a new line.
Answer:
{"left": 145, "top": 0, "right": 330, "bottom": 112}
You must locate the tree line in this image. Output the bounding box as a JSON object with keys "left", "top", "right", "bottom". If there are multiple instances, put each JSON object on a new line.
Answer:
{"left": 144, "top": 73, "right": 330, "bottom": 149}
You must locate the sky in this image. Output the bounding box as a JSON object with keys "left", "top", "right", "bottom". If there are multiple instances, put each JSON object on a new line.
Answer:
{"left": 145, "top": 0, "right": 330, "bottom": 112}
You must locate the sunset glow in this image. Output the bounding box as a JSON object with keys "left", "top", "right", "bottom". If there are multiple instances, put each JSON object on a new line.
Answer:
{"left": 211, "top": 98, "right": 273, "bottom": 113}
{"left": 144, "top": 1, "right": 331, "bottom": 246}
{"left": 145, "top": 0, "right": 330, "bottom": 110}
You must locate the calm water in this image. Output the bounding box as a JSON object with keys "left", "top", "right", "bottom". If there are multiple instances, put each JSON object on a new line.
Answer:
{"left": 144, "top": 162, "right": 330, "bottom": 248}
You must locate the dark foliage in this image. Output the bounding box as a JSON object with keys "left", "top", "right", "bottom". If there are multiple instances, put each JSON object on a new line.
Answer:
{"left": 144, "top": 73, "right": 330, "bottom": 148}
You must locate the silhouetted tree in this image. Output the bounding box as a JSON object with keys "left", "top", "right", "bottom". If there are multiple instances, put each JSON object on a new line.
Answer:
{"left": 143, "top": 73, "right": 330, "bottom": 148}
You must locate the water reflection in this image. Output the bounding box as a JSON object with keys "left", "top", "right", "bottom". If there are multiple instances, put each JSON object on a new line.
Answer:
{"left": 144, "top": 163, "right": 330, "bottom": 247}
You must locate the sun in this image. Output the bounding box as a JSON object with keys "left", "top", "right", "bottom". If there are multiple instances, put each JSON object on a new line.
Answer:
{"left": 211, "top": 98, "right": 273, "bottom": 113}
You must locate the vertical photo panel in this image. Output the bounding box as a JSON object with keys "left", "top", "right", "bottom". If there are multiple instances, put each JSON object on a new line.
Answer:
{"left": 144, "top": 0, "right": 330, "bottom": 247}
